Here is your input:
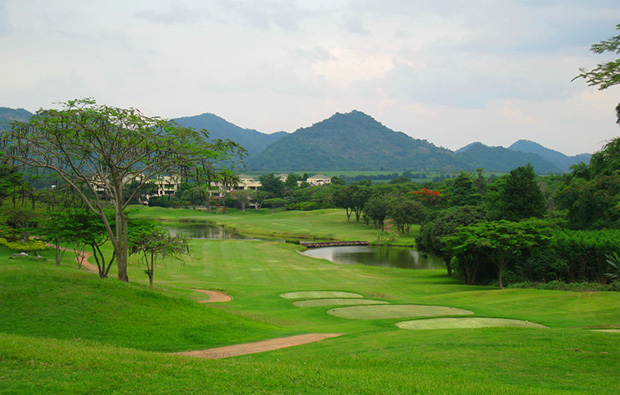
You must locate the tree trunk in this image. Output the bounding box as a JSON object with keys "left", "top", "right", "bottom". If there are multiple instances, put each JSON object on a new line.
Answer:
{"left": 445, "top": 258, "right": 452, "bottom": 277}
{"left": 498, "top": 264, "right": 504, "bottom": 289}
{"left": 115, "top": 208, "right": 129, "bottom": 282}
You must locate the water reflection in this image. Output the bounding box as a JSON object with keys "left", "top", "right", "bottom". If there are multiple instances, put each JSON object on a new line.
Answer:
{"left": 302, "top": 246, "right": 444, "bottom": 270}
{"left": 166, "top": 223, "right": 251, "bottom": 240}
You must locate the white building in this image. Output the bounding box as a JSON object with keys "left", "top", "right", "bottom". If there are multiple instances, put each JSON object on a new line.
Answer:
{"left": 306, "top": 174, "right": 332, "bottom": 186}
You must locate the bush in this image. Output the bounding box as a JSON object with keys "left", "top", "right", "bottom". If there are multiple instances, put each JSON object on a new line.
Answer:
{"left": 0, "top": 237, "right": 47, "bottom": 252}
{"left": 287, "top": 201, "right": 323, "bottom": 211}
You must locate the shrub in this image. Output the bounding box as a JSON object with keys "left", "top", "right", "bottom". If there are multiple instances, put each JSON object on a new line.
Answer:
{"left": 0, "top": 237, "right": 47, "bottom": 252}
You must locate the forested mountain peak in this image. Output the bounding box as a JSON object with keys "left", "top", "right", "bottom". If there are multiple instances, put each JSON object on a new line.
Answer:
{"left": 173, "top": 112, "right": 287, "bottom": 158}
{"left": 0, "top": 107, "right": 33, "bottom": 130}
{"left": 247, "top": 110, "right": 458, "bottom": 171}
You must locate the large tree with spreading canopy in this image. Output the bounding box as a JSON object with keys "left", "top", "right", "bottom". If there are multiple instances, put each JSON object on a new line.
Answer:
{"left": 2, "top": 98, "right": 243, "bottom": 281}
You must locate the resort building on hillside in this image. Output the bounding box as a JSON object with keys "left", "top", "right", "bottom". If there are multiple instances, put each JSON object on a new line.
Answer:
{"left": 208, "top": 174, "right": 261, "bottom": 200}
{"left": 306, "top": 174, "right": 331, "bottom": 186}
{"left": 148, "top": 175, "right": 181, "bottom": 199}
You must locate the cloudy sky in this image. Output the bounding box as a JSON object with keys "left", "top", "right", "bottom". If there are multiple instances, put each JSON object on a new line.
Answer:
{"left": 1, "top": 1, "right": 619, "bottom": 155}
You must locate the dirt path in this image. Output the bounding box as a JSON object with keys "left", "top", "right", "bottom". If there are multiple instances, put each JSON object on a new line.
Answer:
{"left": 53, "top": 246, "right": 99, "bottom": 274}
{"left": 175, "top": 333, "right": 343, "bottom": 359}
{"left": 191, "top": 289, "right": 232, "bottom": 303}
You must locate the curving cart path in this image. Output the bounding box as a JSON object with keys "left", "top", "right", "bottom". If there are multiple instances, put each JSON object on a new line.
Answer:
{"left": 175, "top": 333, "right": 343, "bottom": 359}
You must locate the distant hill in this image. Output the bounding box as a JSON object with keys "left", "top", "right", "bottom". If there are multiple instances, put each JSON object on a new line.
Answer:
{"left": 455, "top": 142, "right": 563, "bottom": 173}
{"left": 508, "top": 140, "right": 591, "bottom": 173}
{"left": 248, "top": 110, "right": 460, "bottom": 171}
{"left": 173, "top": 113, "right": 287, "bottom": 159}
{"left": 0, "top": 107, "right": 33, "bottom": 130}
{"left": 0, "top": 105, "right": 590, "bottom": 173}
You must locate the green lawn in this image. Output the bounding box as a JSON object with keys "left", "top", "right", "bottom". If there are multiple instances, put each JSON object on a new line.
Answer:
{"left": 1, "top": 210, "right": 620, "bottom": 394}
{"left": 129, "top": 205, "right": 419, "bottom": 246}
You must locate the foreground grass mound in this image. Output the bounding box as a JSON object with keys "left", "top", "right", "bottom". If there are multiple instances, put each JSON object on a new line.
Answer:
{"left": 280, "top": 291, "right": 363, "bottom": 299}
{"left": 397, "top": 317, "right": 547, "bottom": 330}
{"left": 0, "top": 255, "right": 287, "bottom": 352}
{"left": 327, "top": 304, "right": 474, "bottom": 320}
{"left": 293, "top": 299, "right": 389, "bottom": 308}
{"left": 3, "top": 328, "right": 620, "bottom": 394}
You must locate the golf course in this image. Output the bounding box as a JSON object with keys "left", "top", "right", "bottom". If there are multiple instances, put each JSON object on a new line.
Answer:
{"left": 1, "top": 207, "right": 619, "bottom": 394}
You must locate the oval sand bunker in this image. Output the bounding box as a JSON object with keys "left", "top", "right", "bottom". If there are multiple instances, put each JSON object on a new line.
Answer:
{"left": 280, "top": 291, "right": 363, "bottom": 299}
{"left": 396, "top": 317, "right": 547, "bottom": 330}
{"left": 327, "top": 304, "right": 473, "bottom": 320}
{"left": 293, "top": 298, "right": 389, "bottom": 308}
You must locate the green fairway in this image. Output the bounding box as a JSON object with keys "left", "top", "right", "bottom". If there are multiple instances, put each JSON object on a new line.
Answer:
{"left": 129, "top": 205, "right": 419, "bottom": 245}
{"left": 396, "top": 317, "right": 548, "bottom": 330}
{"left": 2, "top": 211, "right": 620, "bottom": 394}
{"left": 292, "top": 298, "right": 389, "bottom": 307}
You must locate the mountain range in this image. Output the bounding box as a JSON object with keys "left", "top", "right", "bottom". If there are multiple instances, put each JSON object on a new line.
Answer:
{"left": 0, "top": 106, "right": 591, "bottom": 173}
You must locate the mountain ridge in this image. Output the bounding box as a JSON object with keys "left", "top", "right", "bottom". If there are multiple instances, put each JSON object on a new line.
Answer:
{"left": 173, "top": 112, "right": 288, "bottom": 159}
{"left": 508, "top": 139, "right": 591, "bottom": 172}
{"left": 0, "top": 106, "right": 588, "bottom": 173}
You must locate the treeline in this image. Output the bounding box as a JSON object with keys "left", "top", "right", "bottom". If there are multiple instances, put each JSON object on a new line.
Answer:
{"left": 217, "top": 139, "right": 620, "bottom": 289}
{"left": 2, "top": 135, "right": 620, "bottom": 290}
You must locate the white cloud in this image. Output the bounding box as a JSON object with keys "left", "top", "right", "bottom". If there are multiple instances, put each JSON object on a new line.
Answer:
{"left": 312, "top": 48, "right": 394, "bottom": 86}
{"left": 1, "top": 0, "right": 619, "bottom": 156}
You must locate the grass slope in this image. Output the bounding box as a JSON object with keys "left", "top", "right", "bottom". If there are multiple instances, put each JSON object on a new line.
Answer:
{"left": 2, "top": 211, "right": 620, "bottom": 394}
{"left": 0, "top": 250, "right": 287, "bottom": 352}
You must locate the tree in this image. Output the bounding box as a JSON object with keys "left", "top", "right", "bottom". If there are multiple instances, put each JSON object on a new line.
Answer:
{"left": 229, "top": 189, "right": 254, "bottom": 211}
{"left": 444, "top": 219, "right": 551, "bottom": 289}
{"left": 43, "top": 208, "right": 114, "bottom": 277}
{"left": 574, "top": 23, "right": 620, "bottom": 123}
{"left": 351, "top": 184, "right": 372, "bottom": 222}
{"left": 0, "top": 152, "right": 23, "bottom": 207}
{"left": 3, "top": 99, "right": 242, "bottom": 282}
{"left": 411, "top": 188, "right": 447, "bottom": 210}
{"left": 259, "top": 173, "right": 284, "bottom": 198}
{"left": 389, "top": 197, "right": 425, "bottom": 235}
{"left": 264, "top": 198, "right": 287, "bottom": 213}
{"left": 128, "top": 219, "right": 190, "bottom": 288}
{"left": 493, "top": 164, "right": 546, "bottom": 221}
{"left": 333, "top": 186, "right": 354, "bottom": 222}
{"left": 448, "top": 172, "right": 481, "bottom": 207}
{"left": 364, "top": 194, "right": 390, "bottom": 230}
{"left": 330, "top": 176, "right": 345, "bottom": 186}
{"left": 416, "top": 205, "right": 487, "bottom": 277}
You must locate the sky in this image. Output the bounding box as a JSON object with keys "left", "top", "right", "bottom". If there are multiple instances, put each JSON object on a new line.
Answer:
{"left": 1, "top": 0, "right": 619, "bottom": 156}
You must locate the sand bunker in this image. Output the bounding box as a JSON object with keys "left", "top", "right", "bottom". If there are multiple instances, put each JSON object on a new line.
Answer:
{"left": 293, "top": 298, "right": 389, "bottom": 308}
{"left": 280, "top": 291, "right": 363, "bottom": 299}
{"left": 327, "top": 304, "right": 474, "bottom": 320}
{"left": 396, "top": 317, "right": 547, "bottom": 330}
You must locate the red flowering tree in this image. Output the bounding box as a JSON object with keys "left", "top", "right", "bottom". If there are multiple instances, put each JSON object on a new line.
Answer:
{"left": 411, "top": 188, "right": 447, "bottom": 209}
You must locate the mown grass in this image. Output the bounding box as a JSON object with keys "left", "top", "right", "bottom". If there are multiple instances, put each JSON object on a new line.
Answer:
{"left": 0, "top": 248, "right": 288, "bottom": 352}
{"left": 2, "top": 209, "right": 620, "bottom": 394}
{"left": 130, "top": 205, "right": 419, "bottom": 246}
{"left": 2, "top": 329, "right": 619, "bottom": 394}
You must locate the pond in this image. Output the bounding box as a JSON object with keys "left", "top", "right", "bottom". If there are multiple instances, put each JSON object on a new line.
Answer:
{"left": 302, "top": 245, "right": 445, "bottom": 270}
{"left": 167, "top": 223, "right": 444, "bottom": 270}
{"left": 166, "top": 223, "right": 252, "bottom": 240}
